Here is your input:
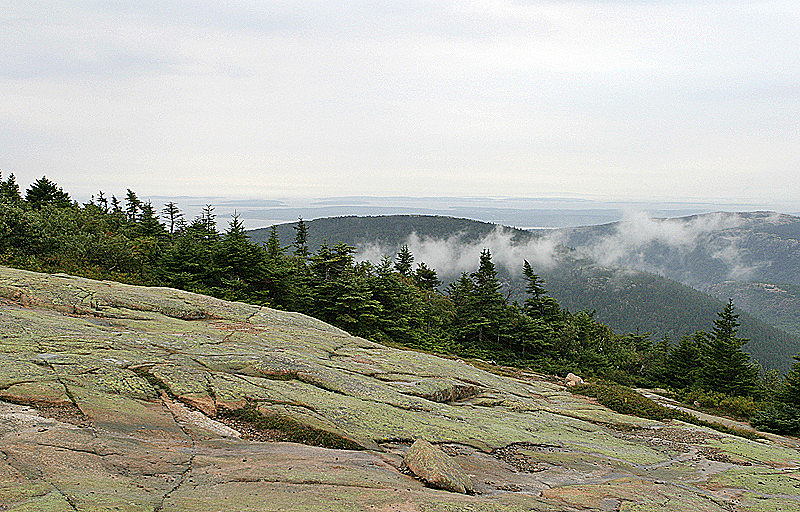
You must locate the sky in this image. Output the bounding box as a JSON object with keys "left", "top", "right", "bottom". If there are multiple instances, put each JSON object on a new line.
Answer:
{"left": 2, "top": 1, "right": 799, "bottom": 207}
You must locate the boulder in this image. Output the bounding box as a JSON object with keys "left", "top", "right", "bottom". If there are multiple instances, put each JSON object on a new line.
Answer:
{"left": 403, "top": 439, "right": 473, "bottom": 494}
{"left": 565, "top": 373, "right": 584, "bottom": 387}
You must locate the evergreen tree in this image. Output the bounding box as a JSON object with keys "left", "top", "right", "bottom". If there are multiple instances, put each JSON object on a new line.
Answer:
{"left": 394, "top": 244, "right": 414, "bottom": 277}
{"left": 125, "top": 189, "right": 141, "bottom": 222}
{"left": 449, "top": 250, "right": 511, "bottom": 351}
{"left": 665, "top": 333, "right": 702, "bottom": 389}
{"left": 212, "top": 212, "right": 263, "bottom": 297}
{"left": 138, "top": 202, "right": 167, "bottom": 237}
{"left": 647, "top": 333, "right": 672, "bottom": 384}
{"left": 161, "top": 202, "right": 183, "bottom": 235}
{"left": 25, "top": 176, "right": 71, "bottom": 208}
{"left": 698, "top": 300, "right": 759, "bottom": 396}
{"left": 521, "top": 260, "right": 560, "bottom": 319}
{"left": 292, "top": 217, "right": 309, "bottom": 260}
{"left": 779, "top": 354, "right": 800, "bottom": 407}
{"left": 200, "top": 204, "right": 217, "bottom": 239}
{"left": 0, "top": 173, "right": 22, "bottom": 203}
{"left": 96, "top": 191, "right": 109, "bottom": 212}
{"left": 264, "top": 226, "right": 283, "bottom": 261}
{"left": 413, "top": 262, "right": 440, "bottom": 290}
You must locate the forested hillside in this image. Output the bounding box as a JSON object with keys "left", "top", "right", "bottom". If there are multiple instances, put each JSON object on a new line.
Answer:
{"left": 252, "top": 215, "right": 800, "bottom": 372}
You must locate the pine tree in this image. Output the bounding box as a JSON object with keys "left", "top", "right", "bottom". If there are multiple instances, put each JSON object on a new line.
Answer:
{"left": 138, "top": 202, "right": 167, "bottom": 237}
{"left": 264, "top": 226, "right": 283, "bottom": 261}
{"left": 162, "top": 202, "right": 183, "bottom": 235}
{"left": 292, "top": 217, "right": 309, "bottom": 260}
{"left": 201, "top": 204, "right": 217, "bottom": 239}
{"left": 413, "top": 262, "right": 440, "bottom": 290}
{"left": 394, "top": 244, "right": 414, "bottom": 277}
{"left": 665, "top": 333, "right": 702, "bottom": 389}
{"left": 779, "top": 354, "right": 800, "bottom": 407}
{"left": 125, "top": 189, "right": 141, "bottom": 222}
{"left": 96, "top": 191, "right": 108, "bottom": 212}
{"left": 25, "top": 176, "right": 71, "bottom": 208}
{"left": 698, "top": 300, "right": 759, "bottom": 396}
{"left": 0, "top": 173, "right": 22, "bottom": 203}
{"left": 521, "top": 260, "right": 559, "bottom": 319}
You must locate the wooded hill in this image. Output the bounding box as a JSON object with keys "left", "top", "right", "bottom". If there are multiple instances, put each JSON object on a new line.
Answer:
{"left": 249, "top": 214, "right": 800, "bottom": 373}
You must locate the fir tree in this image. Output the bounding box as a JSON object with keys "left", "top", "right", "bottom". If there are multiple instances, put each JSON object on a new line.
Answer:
{"left": 138, "top": 202, "right": 166, "bottom": 237}
{"left": 0, "top": 173, "right": 22, "bottom": 203}
{"left": 698, "top": 300, "right": 759, "bottom": 396}
{"left": 25, "top": 176, "right": 71, "bottom": 208}
{"left": 264, "top": 226, "right": 283, "bottom": 261}
{"left": 292, "top": 217, "right": 309, "bottom": 260}
{"left": 779, "top": 354, "right": 800, "bottom": 407}
{"left": 96, "top": 191, "right": 109, "bottom": 212}
{"left": 161, "top": 202, "right": 183, "bottom": 235}
{"left": 665, "top": 333, "right": 702, "bottom": 389}
{"left": 125, "top": 189, "right": 141, "bottom": 222}
{"left": 200, "top": 204, "right": 217, "bottom": 239}
{"left": 413, "top": 262, "right": 440, "bottom": 290}
{"left": 394, "top": 244, "right": 414, "bottom": 277}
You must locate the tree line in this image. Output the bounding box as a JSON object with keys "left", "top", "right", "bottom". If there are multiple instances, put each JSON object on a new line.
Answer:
{"left": 1, "top": 174, "right": 798, "bottom": 433}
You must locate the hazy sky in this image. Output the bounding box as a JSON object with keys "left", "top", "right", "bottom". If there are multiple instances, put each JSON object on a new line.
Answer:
{"left": 2, "top": 1, "right": 799, "bottom": 204}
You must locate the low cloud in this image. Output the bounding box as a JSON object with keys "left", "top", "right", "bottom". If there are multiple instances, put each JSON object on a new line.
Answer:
{"left": 573, "top": 211, "right": 761, "bottom": 281}
{"left": 358, "top": 226, "right": 562, "bottom": 278}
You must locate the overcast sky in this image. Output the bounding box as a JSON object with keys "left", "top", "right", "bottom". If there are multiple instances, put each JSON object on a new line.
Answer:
{"left": 2, "top": 1, "right": 799, "bottom": 206}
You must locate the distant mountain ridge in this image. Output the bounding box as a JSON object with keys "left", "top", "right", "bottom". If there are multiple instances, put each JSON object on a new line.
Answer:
{"left": 248, "top": 213, "right": 800, "bottom": 372}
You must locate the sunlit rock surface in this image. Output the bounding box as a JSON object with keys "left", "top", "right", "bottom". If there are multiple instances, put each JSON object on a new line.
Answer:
{"left": 1, "top": 266, "right": 798, "bottom": 511}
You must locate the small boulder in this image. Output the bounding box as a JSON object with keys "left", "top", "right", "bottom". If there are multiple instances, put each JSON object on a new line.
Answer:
{"left": 403, "top": 439, "right": 473, "bottom": 494}
{"left": 565, "top": 373, "right": 584, "bottom": 387}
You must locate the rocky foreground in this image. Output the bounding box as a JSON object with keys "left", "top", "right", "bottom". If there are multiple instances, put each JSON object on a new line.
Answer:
{"left": 0, "top": 267, "right": 798, "bottom": 511}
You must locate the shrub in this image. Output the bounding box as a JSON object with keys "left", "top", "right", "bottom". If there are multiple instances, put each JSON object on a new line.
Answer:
{"left": 572, "top": 382, "right": 681, "bottom": 421}
{"left": 678, "top": 389, "right": 761, "bottom": 420}
{"left": 751, "top": 403, "right": 800, "bottom": 435}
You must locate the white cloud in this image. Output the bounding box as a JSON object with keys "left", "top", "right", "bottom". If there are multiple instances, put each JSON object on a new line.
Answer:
{"left": 358, "top": 226, "right": 562, "bottom": 278}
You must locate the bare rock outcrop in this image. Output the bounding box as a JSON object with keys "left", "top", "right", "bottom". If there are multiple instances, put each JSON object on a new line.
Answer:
{"left": 1, "top": 266, "right": 799, "bottom": 512}
{"left": 403, "top": 439, "right": 473, "bottom": 494}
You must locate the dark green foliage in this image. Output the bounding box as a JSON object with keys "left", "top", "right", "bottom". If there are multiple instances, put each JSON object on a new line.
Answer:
{"left": 394, "top": 244, "right": 414, "bottom": 277}
{"left": 698, "top": 300, "right": 759, "bottom": 396}
{"left": 125, "top": 189, "right": 141, "bottom": 221}
{"left": 162, "top": 202, "right": 183, "bottom": 235}
{"left": 251, "top": 215, "right": 800, "bottom": 373}
{"left": 25, "top": 177, "right": 71, "bottom": 208}
{"left": 0, "top": 173, "right": 22, "bottom": 204}
{"left": 750, "top": 402, "right": 800, "bottom": 435}
{"left": 292, "top": 217, "right": 309, "bottom": 259}
{"left": 664, "top": 333, "right": 703, "bottom": 389}
{"left": 779, "top": 354, "right": 800, "bottom": 407}
{"left": 413, "top": 262, "right": 440, "bottom": 290}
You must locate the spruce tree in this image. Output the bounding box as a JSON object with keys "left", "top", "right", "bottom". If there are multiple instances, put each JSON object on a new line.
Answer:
{"left": 779, "top": 354, "right": 800, "bottom": 407}
{"left": 413, "top": 262, "right": 440, "bottom": 290}
{"left": 162, "top": 202, "right": 183, "bottom": 235}
{"left": 25, "top": 176, "right": 71, "bottom": 208}
{"left": 292, "top": 217, "right": 309, "bottom": 260}
{"left": 138, "top": 202, "right": 167, "bottom": 237}
{"left": 699, "top": 300, "right": 759, "bottom": 396}
{"left": 96, "top": 191, "right": 108, "bottom": 212}
{"left": 665, "top": 333, "right": 702, "bottom": 389}
{"left": 0, "top": 173, "right": 22, "bottom": 203}
{"left": 125, "top": 189, "right": 141, "bottom": 222}
{"left": 394, "top": 244, "right": 414, "bottom": 277}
